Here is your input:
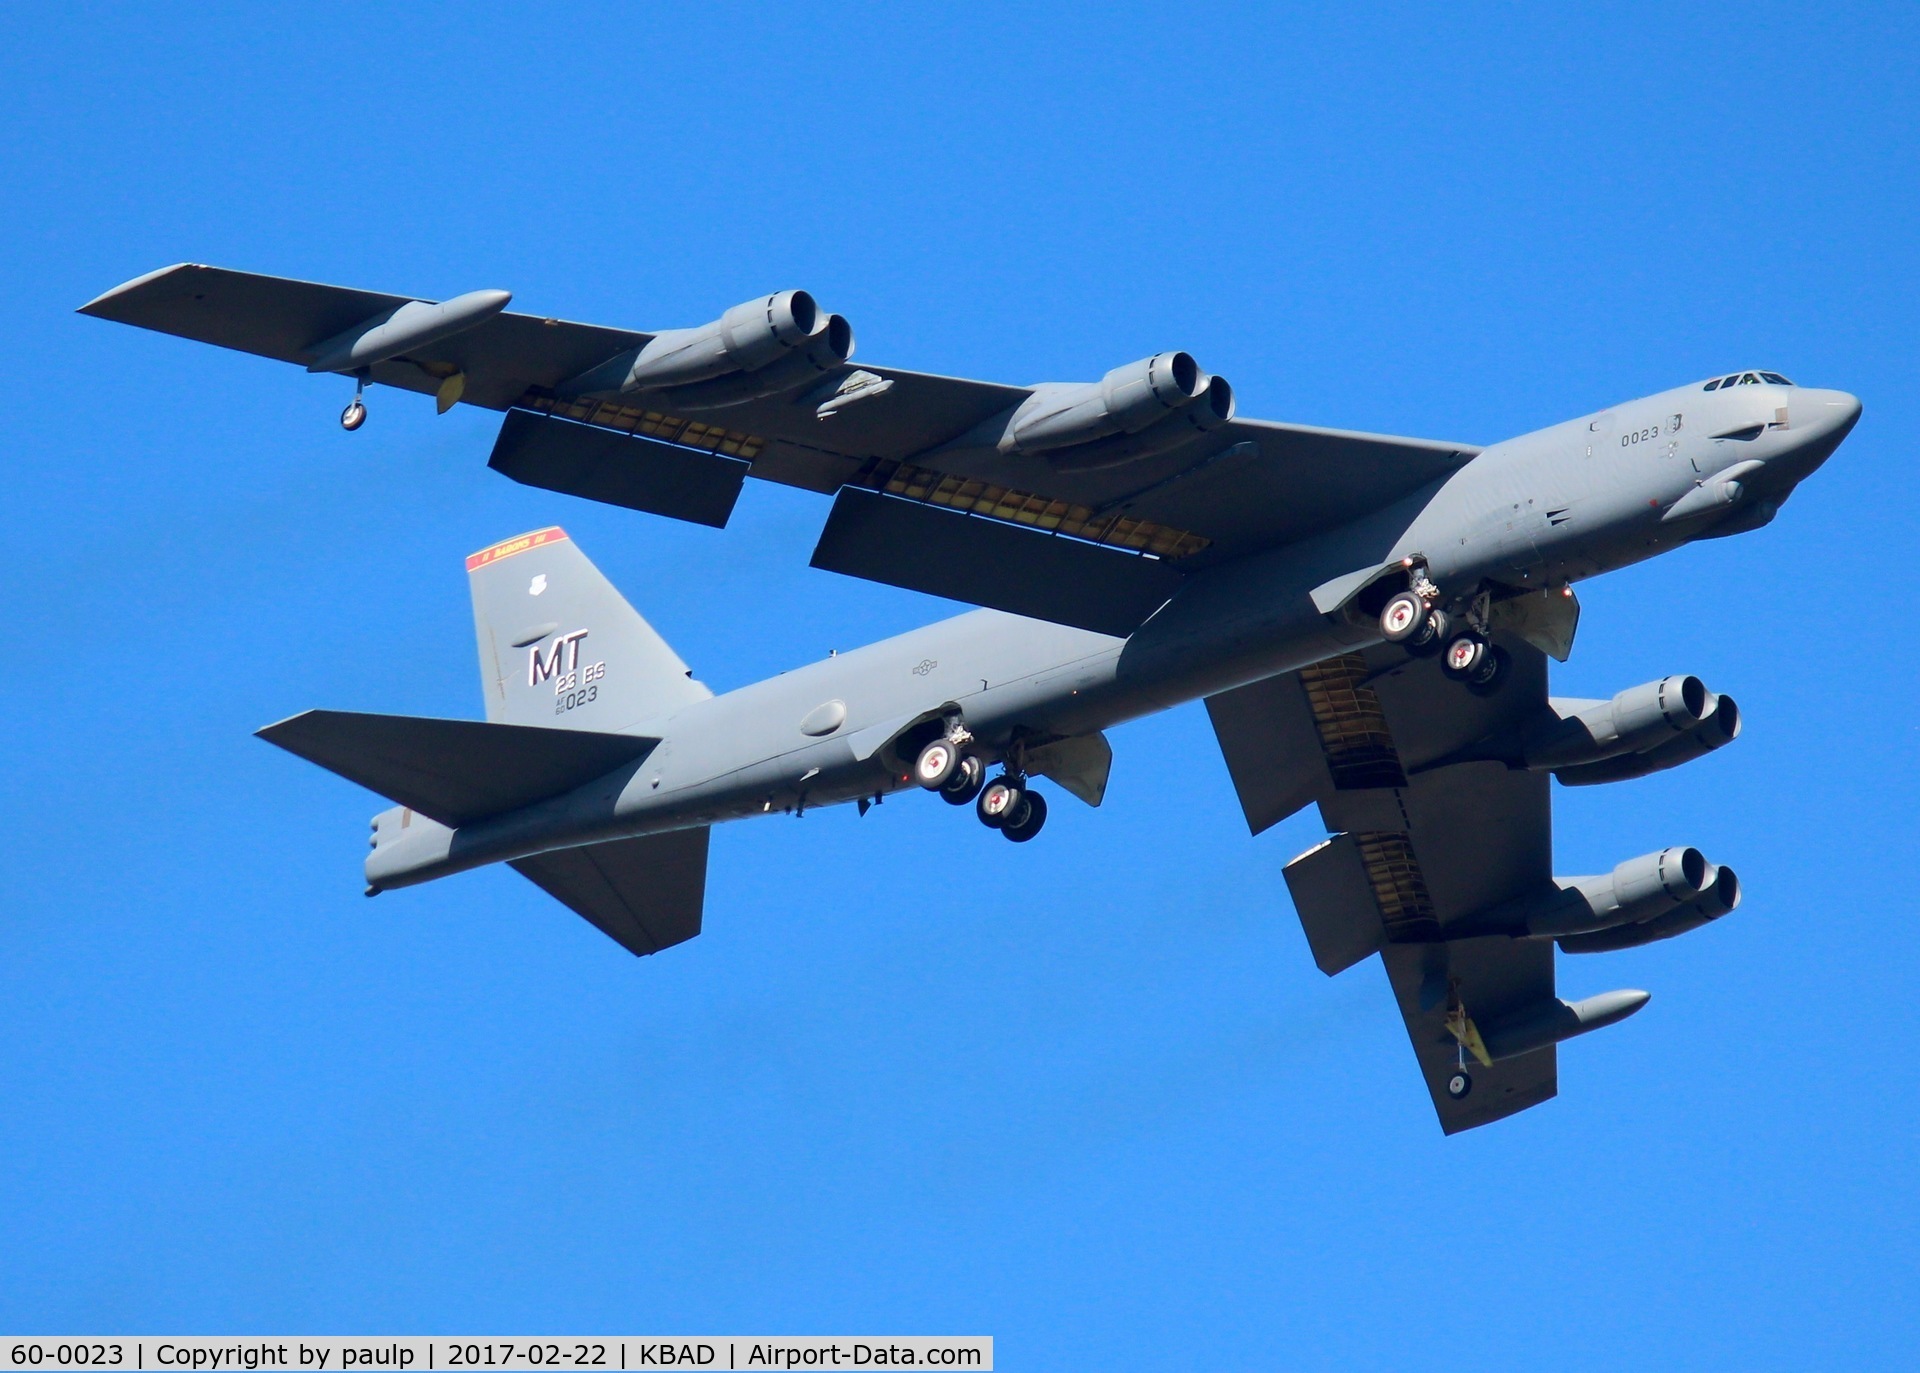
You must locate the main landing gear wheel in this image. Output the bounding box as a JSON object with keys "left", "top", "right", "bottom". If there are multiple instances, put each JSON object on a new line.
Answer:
{"left": 1465, "top": 644, "right": 1512, "bottom": 697}
{"left": 1441, "top": 633, "right": 1489, "bottom": 682}
{"left": 1446, "top": 1070, "right": 1473, "bottom": 1100}
{"left": 914, "top": 738, "right": 962, "bottom": 790}
{"left": 940, "top": 754, "right": 985, "bottom": 805}
{"left": 977, "top": 777, "right": 1022, "bottom": 828}
{"left": 1002, "top": 788, "right": 1047, "bottom": 843}
{"left": 1379, "top": 590, "right": 1428, "bottom": 643}
{"left": 1405, "top": 606, "right": 1451, "bottom": 657}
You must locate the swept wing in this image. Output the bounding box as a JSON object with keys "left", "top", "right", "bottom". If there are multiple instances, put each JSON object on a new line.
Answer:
{"left": 82, "top": 265, "right": 1479, "bottom": 631}
{"left": 1209, "top": 638, "right": 1616, "bottom": 1133}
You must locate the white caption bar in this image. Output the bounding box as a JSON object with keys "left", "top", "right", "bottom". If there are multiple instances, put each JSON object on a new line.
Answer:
{"left": 0, "top": 1342, "right": 990, "bottom": 1372}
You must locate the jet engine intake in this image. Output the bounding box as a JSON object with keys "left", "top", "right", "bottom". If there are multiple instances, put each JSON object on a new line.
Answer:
{"left": 1524, "top": 675, "right": 1710, "bottom": 770}
{"left": 561, "top": 290, "right": 854, "bottom": 410}
{"left": 1559, "top": 864, "right": 1741, "bottom": 953}
{"left": 1554, "top": 693, "right": 1741, "bottom": 786}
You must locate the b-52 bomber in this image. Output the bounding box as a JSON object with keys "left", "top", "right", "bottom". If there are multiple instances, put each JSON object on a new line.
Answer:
{"left": 81, "top": 265, "right": 1861, "bottom": 1132}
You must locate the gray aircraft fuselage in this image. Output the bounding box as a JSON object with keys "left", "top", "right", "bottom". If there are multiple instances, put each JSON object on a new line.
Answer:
{"left": 368, "top": 376, "right": 1859, "bottom": 891}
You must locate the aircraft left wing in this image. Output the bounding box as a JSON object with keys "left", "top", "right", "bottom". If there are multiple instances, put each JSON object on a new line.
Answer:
{"left": 78, "top": 264, "right": 650, "bottom": 410}
{"left": 81, "top": 266, "right": 1480, "bottom": 635}
{"left": 1208, "top": 638, "right": 1659, "bottom": 1133}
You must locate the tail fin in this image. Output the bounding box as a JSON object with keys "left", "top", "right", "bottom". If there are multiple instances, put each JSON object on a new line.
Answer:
{"left": 467, "top": 527, "right": 711, "bottom": 731}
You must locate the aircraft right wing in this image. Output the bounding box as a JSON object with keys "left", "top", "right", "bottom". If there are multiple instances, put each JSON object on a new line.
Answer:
{"left": 1208, "top": 638, "right": 1656, "bottom": 1134}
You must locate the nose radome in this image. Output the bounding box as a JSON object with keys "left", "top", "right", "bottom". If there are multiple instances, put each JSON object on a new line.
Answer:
{"left": 1800, "top": 389, "right": 1862, "bottom": 436}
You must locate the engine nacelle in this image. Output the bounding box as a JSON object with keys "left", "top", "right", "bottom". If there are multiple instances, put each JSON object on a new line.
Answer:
{"left": 1554, "top": 694, "right": 1741, "bottom": 786}
{"left": 1525, "top": 676, "right": 1710, "bottom": 770}
{"left": 1046, "top": 373, "right": 1236, "bottom": 472}
{"left": 1559, "top": 864, "right": 1741, "bottom": 953}
{"left": 561, "top": 290, "right": 854, "bottom": 410}
{"left": 1515, "top": 846, "right": 1717, "bottom": 939}
{"left": 1007, "top": 351, "right": 1205, "bottom": 453}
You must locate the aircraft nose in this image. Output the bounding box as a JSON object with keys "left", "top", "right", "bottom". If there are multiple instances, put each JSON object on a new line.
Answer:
{"left": 1798, "top": 389, "right": 1862, "bottom": 439}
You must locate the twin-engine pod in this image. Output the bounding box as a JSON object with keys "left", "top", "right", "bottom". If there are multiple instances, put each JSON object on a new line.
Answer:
{"left": 1512, "top": 846, "right": 1721, "bottom": 939}
{"left": 1524, "top": 676, "right": 1711, "bottom": 770}
{"left": 1009, "top": 352, "right": 1207, "bottom": 451}
{"left": 1462, "top": 844, "right": 1742, "bottom": 953}
{"left": 930, "top": 351, "right": 1235, "bottom": 471}
{"left": 1558, "top": 863, "right": 1742, "bottom": 953}
{"left": 1554, "top": 693, "right": 1741, "bottom": 785}
{"left": 561, "top": 290, "right": 855, "bottom": 411}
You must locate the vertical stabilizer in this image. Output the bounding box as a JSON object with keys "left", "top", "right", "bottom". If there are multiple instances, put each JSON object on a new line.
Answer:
{"left": 467, "top": 527, "right": 711, "bottom": 731}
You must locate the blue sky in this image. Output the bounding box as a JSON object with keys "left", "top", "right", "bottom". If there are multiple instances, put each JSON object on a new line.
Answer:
{"left": 2, "top": 3, "right": 1916, "bottom": 1365}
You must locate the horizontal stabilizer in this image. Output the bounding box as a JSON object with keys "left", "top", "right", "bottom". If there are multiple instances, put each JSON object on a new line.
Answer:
{"left": 258, "top": 709, "right": 657, "bottom": 827}
{"left": 488, "top": 410, "right": 748, "bottom": 528}
{"left": 810, "top": 487, "right": 1183, "bottom": 636}
{"left": 511, "top": 827, "right": 710, "bottom": 958}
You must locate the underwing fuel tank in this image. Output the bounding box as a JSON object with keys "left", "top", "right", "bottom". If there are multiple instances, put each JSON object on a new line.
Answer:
{"left": 1478, "top": 989, "right": 1651, "bottom": 1062}
{"left": 560, "top": 290, "right": 855, "bottom": 411}
{"left": 306, "top": 289, "right": 512, "bottom": 374}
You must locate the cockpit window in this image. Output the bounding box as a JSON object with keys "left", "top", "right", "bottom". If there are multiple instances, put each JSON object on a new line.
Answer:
{"left": 1705, "top": 371, "right": 1796, "bottom": 390}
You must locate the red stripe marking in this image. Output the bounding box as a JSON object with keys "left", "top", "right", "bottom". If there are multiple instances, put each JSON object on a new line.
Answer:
{"left": 465, "top": 526, "right": 568, "bottom": 572}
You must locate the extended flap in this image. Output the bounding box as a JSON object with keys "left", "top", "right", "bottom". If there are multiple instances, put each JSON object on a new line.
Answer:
{"left": 1204, "top": 672, "right": 1329, "bottom": 835}
{"left": 810, "top": 488, "right": 1184, "bottom": 636}
{"left": 488, "top": 410, "right": 748, "bottom": 528}
{"left": 1282, "top": 835, "right": 1389, "bottom": 976}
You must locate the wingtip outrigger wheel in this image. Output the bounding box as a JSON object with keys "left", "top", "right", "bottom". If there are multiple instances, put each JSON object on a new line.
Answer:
{"left": 340, "top": 373, "right": 368, "bottom": 431}
{"left": 1446, "top": 1069, "right": 1473, "bottom": 1099}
